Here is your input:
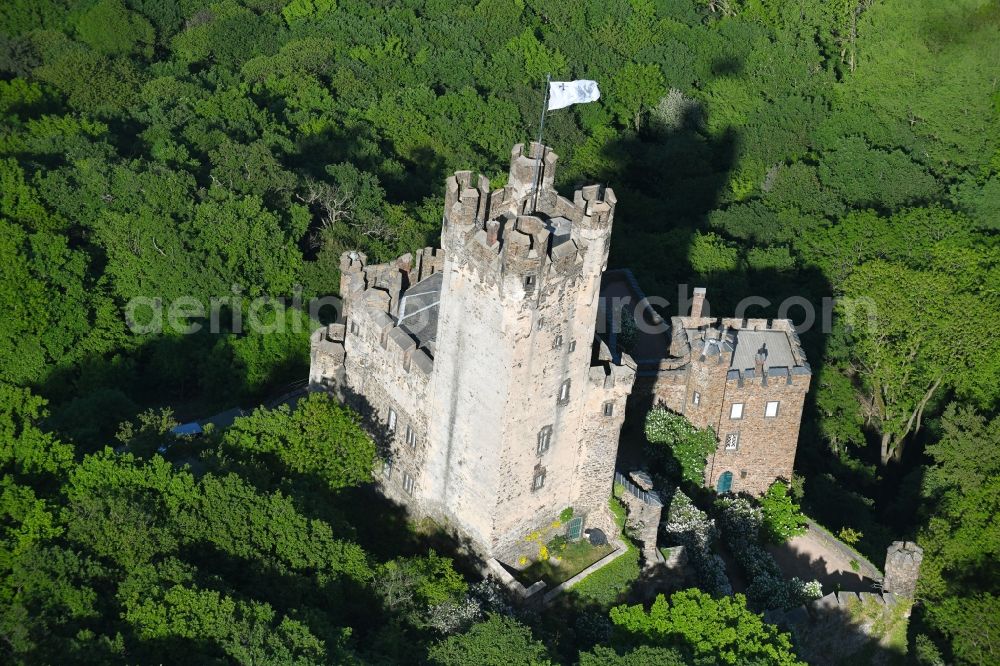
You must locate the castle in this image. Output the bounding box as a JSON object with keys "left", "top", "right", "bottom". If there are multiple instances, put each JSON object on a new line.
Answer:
{"left": 309, "top": 143, "right": 809, "bottom": 559}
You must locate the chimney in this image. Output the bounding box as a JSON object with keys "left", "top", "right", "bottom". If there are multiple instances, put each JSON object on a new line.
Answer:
{"left": 754, "top": 343, "right": 768, "bottom": 378}
{"left": 691, "top": 287, "right": 707, "bottom": 319}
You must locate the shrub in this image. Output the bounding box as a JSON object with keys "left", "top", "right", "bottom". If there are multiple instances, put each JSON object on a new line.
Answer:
{"left": 838, "top": 527, "right": 863, "bottom": 547}
{"left": 662, "top": 490, "right": 731, "bottom": 596}
{"left": 716, "top": 497, "right": 821, "bottom": 609}
{"left": 559, "top": 506, "right": 574, "bottom": 523}
{"left": 427, "top": 614, "right": 554, "bottom": 665}
{"left": 609, "top": 590, "right": 804, "bottom": 666}
{"left": 760, "top": 481, "right": 808, "bottom": 544}
{"left": 547, "top": 534, "right": 568, "bottom": 553}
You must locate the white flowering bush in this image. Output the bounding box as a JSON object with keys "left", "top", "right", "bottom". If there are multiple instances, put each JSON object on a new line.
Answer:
{"left": 426, "top": 597, "right": 482, "bottom": 634}
{"left": 645, "top": 408, "right": 717, "bottom": 484}
{"left": 788, "top": 577, "right": 824, "bottom": 604}
{"left": 716, "top": 496, "right": 822, "bottom": 608}
{"left": 426, "top": 578, "right": 514, "bottom": 634}
{"left": 650, "top": 88, "right": 704, "bottom": 135}
{"left": 468, "top": 578, "right": 513, "bottom": 617}
{"left": 662, "top": 490, "right": 732, "bottom": 596}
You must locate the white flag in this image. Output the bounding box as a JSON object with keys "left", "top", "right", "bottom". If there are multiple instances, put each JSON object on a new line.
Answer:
{"left": 547, "top": 80, "right": 600, "bottom": 111}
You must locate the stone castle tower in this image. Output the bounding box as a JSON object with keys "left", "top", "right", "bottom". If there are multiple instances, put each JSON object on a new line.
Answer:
{"left": 310, "top": 143, "right": 636, "bottom": 559}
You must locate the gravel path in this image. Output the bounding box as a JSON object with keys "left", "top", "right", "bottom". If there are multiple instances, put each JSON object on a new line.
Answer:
{"left": 766, "top": 526, "right": 878, "bottom": 592}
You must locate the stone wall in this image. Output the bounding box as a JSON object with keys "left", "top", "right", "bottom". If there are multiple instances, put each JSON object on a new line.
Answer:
{"left": 767, "top": 590, "right": 912, "bottom": 666}
{"left": 615, "top": 471, "right": 663, "bottom": 567}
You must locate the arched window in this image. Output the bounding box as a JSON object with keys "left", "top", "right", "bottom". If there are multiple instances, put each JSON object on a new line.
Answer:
{"left": 716, "top": 471, "right": 734, "bottom": 494}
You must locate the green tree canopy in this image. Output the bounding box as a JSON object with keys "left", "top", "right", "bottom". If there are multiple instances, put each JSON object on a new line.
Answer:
{"left": 427, "top": 614, "right": 553, "bottom": 666}
{"left": 918, "top": 404, "right": 1000, "bottom": 665}
{"left": 608, "top": 589, "right": 804, "bottom": 665}
{"left": 224, "top": 392, "right": 375, "bottom": 491}
{"left": 759, "top": 481, "right": 808, "bottom": 544}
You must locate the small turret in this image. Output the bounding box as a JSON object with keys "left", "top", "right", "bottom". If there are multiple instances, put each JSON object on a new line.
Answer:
{"left": 507, "top": 142, "right": 557, "bottom": 202}
{"left": 500, "top": 216, "right": 550, "bottom": 299}
{"left": 443, "top": 170, "right": 490, "bottom": 252}
{"left": 883, "top": 541, "right": 923, "bottom": 599}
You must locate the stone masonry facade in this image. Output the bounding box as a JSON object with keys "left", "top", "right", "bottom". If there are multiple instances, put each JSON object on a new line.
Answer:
{"left": 631, "top": 287, "right": 812, "bottom": 495}
{"left": 310, "top": 143, "right": 635, "bottom": 560}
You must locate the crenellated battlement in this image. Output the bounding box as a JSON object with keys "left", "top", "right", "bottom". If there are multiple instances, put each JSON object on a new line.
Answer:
{"left": 440, "top": 143, "right": 618, "bottom": 299}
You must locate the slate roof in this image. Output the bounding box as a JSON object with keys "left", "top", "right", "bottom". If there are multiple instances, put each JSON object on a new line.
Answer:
{"left": 729, "top": 329, "right": 798, "bottom": 371}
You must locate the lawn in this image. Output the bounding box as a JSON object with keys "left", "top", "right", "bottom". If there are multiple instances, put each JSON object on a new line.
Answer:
{"left": 515, "top": 539, "right": 615, "bottom": 586}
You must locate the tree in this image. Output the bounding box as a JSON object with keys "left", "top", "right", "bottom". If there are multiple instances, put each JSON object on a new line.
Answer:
{"left": 759, "top": 481, "right": 807, "bottom": 544}
{"left": 74, "top": 0, "right": 155, "bottom": 56}
{"left": 837, "top": 259, "right": 1000, "bottom": 464}
{"left": 813, "top": 364, "right": 866, "bottom": 453}
{"left": 644, "top": 408, "right": 717, "bottom": 485}
{"left": 608, "top": 589, "right": 804, "bottom": 665}
{"left": 372, "top": 550, "right": 469, "bottom": 630}
{"left": 578, "top": 644, "right": 687, "bottom": 665}
{"left": 427, "top": 615, "right": 553, "bottom": 666}
{"left": 918, "top": 404, "right": 1000, "bottom": 665}
{"left": 223, "top": 392, "right": 375, "bottom": 490}
{"left": 817, "top": 136, "right": 939, "bottom": 211}
{"left": 609, "top": 63, "right": 665, "bottom": 130}
{"left": 114, "top": 407, "right": 178, "bottom": 458}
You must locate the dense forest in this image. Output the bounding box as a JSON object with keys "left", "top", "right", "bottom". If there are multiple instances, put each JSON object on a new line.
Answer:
{"left": 0, "top": 0, "right": 997, "bottom": 663}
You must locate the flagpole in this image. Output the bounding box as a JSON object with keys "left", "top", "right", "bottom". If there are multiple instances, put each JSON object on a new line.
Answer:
{"left": 530, "top": 73, "right": 550, "bottom": 213}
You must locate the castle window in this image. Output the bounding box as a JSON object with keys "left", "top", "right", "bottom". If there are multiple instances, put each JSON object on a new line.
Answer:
{"left": 387, "top": 408, "right": 397, "bottom": 432}
{"left": 725, "top": 433, "right": 740, "bottom": 450}
{"left": 765, "top": 401, "right": 780, "bottom": 418}
{"left": 532, "top": 467, "right": 546, "bottom": 491}
{"left": 717, "top": 471, "right": 734, "bottom": 493}
{"left": 537, "top": 426, "right": 553, "bottom": 455}
{"left": 730, "top": 403, "right": 744, "bottom": 420}
{"left": 382, "top": 460, "right": 392, "bottom": 479}
{"left": 524, "top": 275, "right": 536, "bottom": 291}
{"left": 403, "top": 472, "right": 415, "bottom": 495}
{"left": 602, "top": 401, "right": 614, "bottom": 417}
{"left": 406, "top": 424, "right": 417, "bottom": 447}
{"left": 554, "top": 335, "right": 563, "bottom": 349}
{"left": 350, "top": 320, "right": 360, "bottom": 336}
{"left": 569, "top": 340, "right": 576, "bottom": 352}
{"left": 558, "top": 380, "right": 571, "bottom": 405}
{"left": 692, "top": 391, "right": 701, "bottom": 406}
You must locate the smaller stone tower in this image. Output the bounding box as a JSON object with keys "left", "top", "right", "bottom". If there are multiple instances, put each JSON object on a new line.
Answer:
{"left": 882, "top": 540, "right": 923, "bottom": 598}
